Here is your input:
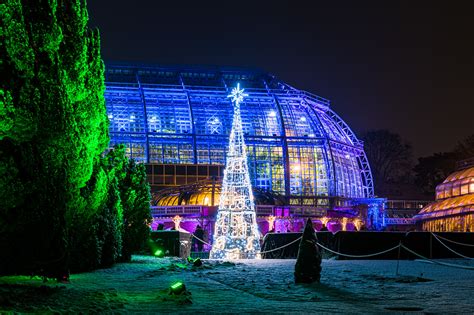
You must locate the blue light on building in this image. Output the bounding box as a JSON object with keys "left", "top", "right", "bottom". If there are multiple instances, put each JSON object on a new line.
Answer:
{"left": 104, "top": 64, "right": 375, "bottom": 210}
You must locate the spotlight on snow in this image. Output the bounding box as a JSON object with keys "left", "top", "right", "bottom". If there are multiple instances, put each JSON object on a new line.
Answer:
{"left": 154, "top": 249, "right": 165, "bottom": 257}
{"left": 193, "top": 258, "right": 203, "bottom": 267}
{"left": 169, "top": 281, "right": 186, "bottom": 295}
{"left": 187, "top": 256, "right": 203, "bottom": 267}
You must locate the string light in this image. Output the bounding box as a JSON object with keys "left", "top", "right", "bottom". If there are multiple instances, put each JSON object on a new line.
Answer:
{"left": 209, "top": 84, "right": 261, "bottom": 259}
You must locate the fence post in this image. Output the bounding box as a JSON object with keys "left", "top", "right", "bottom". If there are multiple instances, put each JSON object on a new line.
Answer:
{"left": 429, "top": 233, "right": 433, "bottom": 259}
{"left": 396, "top": 241, "right": 401, "bottom": 276}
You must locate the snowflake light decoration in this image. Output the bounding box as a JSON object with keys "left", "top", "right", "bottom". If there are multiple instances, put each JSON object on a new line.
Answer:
{"left": 227, "top": 83, "right": 248, "bottom": 107}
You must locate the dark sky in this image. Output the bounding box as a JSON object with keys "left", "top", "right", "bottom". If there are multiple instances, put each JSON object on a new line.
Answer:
{"left": 88, "top": 1, "right": 473, "bottom": 158}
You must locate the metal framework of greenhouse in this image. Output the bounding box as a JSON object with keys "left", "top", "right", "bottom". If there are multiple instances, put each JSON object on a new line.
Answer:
{"left": 104, "top": 64, "right": 375, "bottom": 208}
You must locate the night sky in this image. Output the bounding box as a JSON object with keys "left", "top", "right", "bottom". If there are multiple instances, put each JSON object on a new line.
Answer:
{"left": 88, "top": 1, "right": 473, "bottom": 158}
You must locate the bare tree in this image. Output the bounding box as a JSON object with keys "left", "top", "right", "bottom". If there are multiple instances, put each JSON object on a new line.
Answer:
{"left": 415, "top": 134, "right": 474, "bottom": 195}
{"left": 454, "top": 134, "right": 474, "bottom": 158}
{"left": 361, "top": 130, "right": 414, "bottom": 195}
{"left": 415, "top": 152, "right": 457, "bottom": 195}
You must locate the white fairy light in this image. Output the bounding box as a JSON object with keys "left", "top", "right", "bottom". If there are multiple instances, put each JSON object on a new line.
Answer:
{"left": 227, "top": 83, "right": 248, "bottom": 106}
{"left": 209, "top": 84, "right": 261, "bottom": 259}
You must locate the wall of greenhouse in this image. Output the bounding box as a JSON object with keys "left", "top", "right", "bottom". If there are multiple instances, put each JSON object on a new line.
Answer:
{"left": 104, "top": 64, "right": 374, "bottom": 203}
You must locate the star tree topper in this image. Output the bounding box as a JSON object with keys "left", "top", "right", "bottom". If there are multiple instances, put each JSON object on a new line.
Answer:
{"left": 227, "top": 83, "right": 248, "bottom": 106}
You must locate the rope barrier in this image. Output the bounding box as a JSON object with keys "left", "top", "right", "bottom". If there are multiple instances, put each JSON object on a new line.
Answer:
{"left": 192, "top": 233, "right": 398, "bottom": 258}
{"left": 188, "top": 232, "right": 474, "bottom": 270}
{"left": 191, "top": 233, "right": 400, "bottom": 258}
{"left": 259, "top": 236, "right": 303, "bottom": 254}
{"left": 190, "top": 233, "right": 212, "bottom": 246}
{"left": 431, "top": 233, "right": 474, "bottom": 260}
{"left": 400, "top": 244, "right": 474, "bottom": 270}
{"left": 190, "top": 233, "right": 303, "bottom": 254}
{"left": 316, "top": 242, "right": 401, "bottom": 258}
{"left": 431, "top": 233, "right": 474, "bottom": 247}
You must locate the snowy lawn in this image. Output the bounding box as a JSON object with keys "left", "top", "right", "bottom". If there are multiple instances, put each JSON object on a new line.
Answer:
{"left": 0, "top": 255, "right": 473, "bottom": 314}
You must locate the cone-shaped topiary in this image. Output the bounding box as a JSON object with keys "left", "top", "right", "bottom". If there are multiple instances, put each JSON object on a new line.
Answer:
{"left": 294, "top": 218, "right": 322, "bottom": 283}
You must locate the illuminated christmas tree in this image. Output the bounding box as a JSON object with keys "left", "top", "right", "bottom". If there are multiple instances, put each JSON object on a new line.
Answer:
{"left": 209, "top": 84, "right": 261, "bottom": 259}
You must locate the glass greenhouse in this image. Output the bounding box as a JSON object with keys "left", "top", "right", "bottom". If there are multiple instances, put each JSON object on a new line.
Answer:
{"left": 415, "top": 164, "right": 474, "bottom": 232}
{"left": 104, "top": 64, "right": 374, "bottom": 206}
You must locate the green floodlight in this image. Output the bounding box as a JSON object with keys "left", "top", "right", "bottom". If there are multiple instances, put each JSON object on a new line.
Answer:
{"left": 154, "top": 249, "right": 164, "bottom": 257}
{"left": 187, "top": 256, "right": 202, "bottom": 267}
{"left": 169, "top": 281, "right": 186, "bottom": 295}
{"left": 174, "top": 262, "right": 187, "bottom": 269}
{"left": 170, "top": 282, "right": 183, "bottom": 290}
{"left": 193, "top": 258, "right": 203, "bottom": 267}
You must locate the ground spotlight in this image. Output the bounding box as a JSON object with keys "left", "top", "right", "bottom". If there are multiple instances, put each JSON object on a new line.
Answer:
{"left": 192, "top": 258, "right": 202, "bottom": 267}
{"left": 154, "top": 249, "right": 165, "bottom": 257}
{"left": 186, "top": 256, "right": 203, "bottom": 267}
{"left": 169, "top": 281, "right": 186, "bottom": 295}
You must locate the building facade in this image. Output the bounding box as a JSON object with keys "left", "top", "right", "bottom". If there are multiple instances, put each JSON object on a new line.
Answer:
{"left": 414, "top": 158, "right": 474, "bottom": 232}
{"left": 104, "top": 64, "right": 384, "bottom": 237}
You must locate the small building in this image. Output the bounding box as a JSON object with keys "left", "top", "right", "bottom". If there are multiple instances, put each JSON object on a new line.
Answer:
{"left": 414, "top": 159, "right": 474, "bottom": 232}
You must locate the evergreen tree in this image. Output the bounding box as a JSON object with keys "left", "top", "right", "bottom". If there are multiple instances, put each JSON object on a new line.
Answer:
{"left": 1, "top": 0, "right": 151, "bottom": 275}
{"left": 120, "top": 157, "right": 152, "bottom": 261}
{"left": 1, "top": 0, "right": 109, "bottom": 276}
{"left": 294, "top": 218, "right": 322, "bottom": 283}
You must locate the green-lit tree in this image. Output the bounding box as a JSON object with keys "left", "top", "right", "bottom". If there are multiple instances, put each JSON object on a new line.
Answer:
{"left": 1, "top": 0, "right": 151, "bottom": 276}
{"left": 67, "top": 145, "right": 152, "bottom": 271}
{"left": 1, "top": 0, "right": 109, "bottom": 277}
{"left": 119, "top": 156, "right": 152, "bottom": 261}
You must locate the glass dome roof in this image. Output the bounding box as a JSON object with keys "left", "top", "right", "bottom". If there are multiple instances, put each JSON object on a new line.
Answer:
{"left": 152, "top": 179, "right": 286, "bottom": 207}
{"left": 104, "top": 64, "right": 374, "bottom": 204}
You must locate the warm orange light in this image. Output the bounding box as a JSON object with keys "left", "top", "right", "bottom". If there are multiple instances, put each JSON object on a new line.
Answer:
{"left": 172, "top": 215, "right": 182, "bottom": 230}
{"left": 320, "top": 216, "right": 329, "bottom": 226}
{"left": 341, "top": 217, "right": 348, "bottom": 231}
{"left": 353, "top": 219, "right": 363, "bottom": 231}
{"left": 267, "top": 215, "right": 276, "bottom": 231}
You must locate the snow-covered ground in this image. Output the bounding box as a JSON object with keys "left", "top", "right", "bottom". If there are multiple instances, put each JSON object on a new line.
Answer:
{"left": 1, "top": 256, "right": 473, "bottom": 314}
